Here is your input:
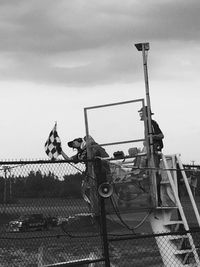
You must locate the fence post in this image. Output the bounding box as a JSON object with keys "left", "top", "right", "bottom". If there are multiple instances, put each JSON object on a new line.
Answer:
{"left": 94, "top": 158, "right": 110, "bottom": 267}
{"left": 38, "top": 243, "right": 43, "bottom": 267}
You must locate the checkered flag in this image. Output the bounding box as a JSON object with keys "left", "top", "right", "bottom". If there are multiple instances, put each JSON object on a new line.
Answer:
{"left": 45, "top": 123, "right": 61, "bottom": 160}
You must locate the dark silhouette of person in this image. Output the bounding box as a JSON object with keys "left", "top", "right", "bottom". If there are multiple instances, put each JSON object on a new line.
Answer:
{"left": 138, "top": 106, "right": 164, "bottom": 206}
{"left": 58, "top": 135, "right": 110, "bottom": 207}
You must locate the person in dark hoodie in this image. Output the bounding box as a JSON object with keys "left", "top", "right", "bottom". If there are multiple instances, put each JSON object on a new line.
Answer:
{"left": 57, "top": 135, "right": 110, "bottom": 206}
{"left": 60, "top": 135, "right": 108, "bottom": 162}
{"left": 138, "top": 106, "right": 164, "bottom": 206}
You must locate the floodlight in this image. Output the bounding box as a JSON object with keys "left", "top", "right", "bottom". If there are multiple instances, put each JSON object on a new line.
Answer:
{"left": 135, "top": 42, "right": 150, "bottom": 51}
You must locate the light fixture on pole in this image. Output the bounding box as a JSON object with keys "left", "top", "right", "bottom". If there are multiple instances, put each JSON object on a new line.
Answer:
{"left": 135, "top": 42, "right": 157, "bottom": 207}
{"left": 135, "top": 42, "right": 150, "bottom": 51}
{"left": 135, "top": 42, "right": 153, "bottom": 154}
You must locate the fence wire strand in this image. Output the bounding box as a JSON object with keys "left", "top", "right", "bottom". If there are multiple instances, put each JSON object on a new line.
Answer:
{"left": 0, "top": 158, "right": 200, "bottom": 266}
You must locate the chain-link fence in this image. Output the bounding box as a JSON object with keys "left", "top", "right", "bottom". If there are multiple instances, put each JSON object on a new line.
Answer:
{"left": 108, "top": 228, "right": 200, "bottom": 267}
{"left": 0, "top": 159, "right": 106, "bottom": 266}
{"left": 0, "top": 159, "right": 200, "bottom": 267}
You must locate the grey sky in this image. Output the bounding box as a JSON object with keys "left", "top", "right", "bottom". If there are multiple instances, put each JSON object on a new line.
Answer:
{"left": 0, "top": 0, "right": 200, "bottom": 163}
{"left": 0, "top": 0, "right": 200, "bottom": 86}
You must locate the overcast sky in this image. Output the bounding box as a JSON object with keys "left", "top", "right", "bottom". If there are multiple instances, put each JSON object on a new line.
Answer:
{"left": 0, "top": 0, "right": 200, "bottom": 164}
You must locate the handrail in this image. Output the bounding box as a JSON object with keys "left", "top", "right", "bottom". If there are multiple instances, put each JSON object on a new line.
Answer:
{"left": 176, "top": 154, "right": 200, "bottom": 228}
{"left": 161, "top": 154, "right": 200, "bottom": 264}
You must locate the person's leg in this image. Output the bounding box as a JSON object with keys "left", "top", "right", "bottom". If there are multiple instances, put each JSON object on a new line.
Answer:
{"left": 154, "top": 153, "right": 162, "bottom": 206}
{"left": 156, "top": 172, "right": 162, "bottom": 206}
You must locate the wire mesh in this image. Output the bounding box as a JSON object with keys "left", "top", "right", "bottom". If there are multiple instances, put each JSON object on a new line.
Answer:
{"left": 0, "top": 159, "right": 105, "bottom": 266}
{"left": 108, "top": 229, "right": 200, "bottom": 267}
{"left": 1, "top": 159, "right": 200, "bottom": 267}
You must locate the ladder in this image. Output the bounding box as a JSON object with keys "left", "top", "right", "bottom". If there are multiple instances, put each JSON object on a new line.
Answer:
{"left": 150, "top": 154, "right": 200, "bottom": 267}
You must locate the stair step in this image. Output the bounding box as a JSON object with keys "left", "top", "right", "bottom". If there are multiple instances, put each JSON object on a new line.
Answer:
{"left": 168, "top": 234, "right": 188, "bottom": 240}
{"left": 164, "top": 220, "right": 183, "bottom": 226}
{"left": 183, "top": 264, "right": 197, "bottom": 267}
{"left": 156, "top": 206, "right": 178, "bottom": 209}
{"left": 174, "top": 249, "right": 192, "bottom": 255}
{"left": 160, "top": 180, "right": 170, "bottom": 184}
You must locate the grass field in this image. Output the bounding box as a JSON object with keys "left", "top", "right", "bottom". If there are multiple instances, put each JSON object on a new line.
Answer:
{"left": 0, "top": 197, "right": 200, "bottom": 266}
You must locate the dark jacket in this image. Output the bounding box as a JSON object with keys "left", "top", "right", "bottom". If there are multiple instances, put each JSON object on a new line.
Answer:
{"left": 151, "top": 119, "right": 164, "bottom": 151}
{"left": 72, "top": 141, "right": 109, "bottom": 162}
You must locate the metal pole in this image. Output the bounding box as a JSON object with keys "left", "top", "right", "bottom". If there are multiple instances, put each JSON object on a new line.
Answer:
{"left": 84, "top": 108, "right": 98, "bottom": 215}
{"left": 141, "top": 43, "right": 154, "bottom": 155}
{"left": 135, "top": 42, "right": 157, "bottom": 206}
{"left": 9, "top": 174, "right": 12, "bottom": 202}
{"left": 95, "top": 158, "right": 110, "bottom": 267}
{"left": 135, "top": 43, "right": 154, "bottom": 155}
{"left": 3, "top": 167, "right": 7, "bottom": 204}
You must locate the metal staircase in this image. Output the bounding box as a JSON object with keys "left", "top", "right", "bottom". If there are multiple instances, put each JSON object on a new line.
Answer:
{"left": 150, "top": 154, "right": 200, "bottom": 267}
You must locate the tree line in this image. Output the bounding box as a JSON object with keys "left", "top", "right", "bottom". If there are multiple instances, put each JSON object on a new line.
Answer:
{"left": 0, "top": 170, "right": 83, "bottom": 203}
{"left": 0, "top": 167, "right": 200, "bottom": 204}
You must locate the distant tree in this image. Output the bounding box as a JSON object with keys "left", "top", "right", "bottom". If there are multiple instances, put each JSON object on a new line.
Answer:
{"left": 61, "top": 173, "right": 83, "bottom": 198}
{"left": 193, "top": 171, "right": 200, "bottom": 196}
{"left": 41, "top": 171, "right": 60, "bottom": 197}
{"left": 0, "top": 176, "right": 4, "bottom": 203}
{"left": 24, "top": 170, "right": 43, "bottom": 197}
{"left": 12, "top": 175, "right": 26, "bottom": 198}
{"left": 11, "top": 170, "right": 84, "bottom": 199}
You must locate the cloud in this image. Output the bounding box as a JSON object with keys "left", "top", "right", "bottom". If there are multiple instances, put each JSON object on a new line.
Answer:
{"left": 0, "top": 0, "right": 199, "bottom": 86}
